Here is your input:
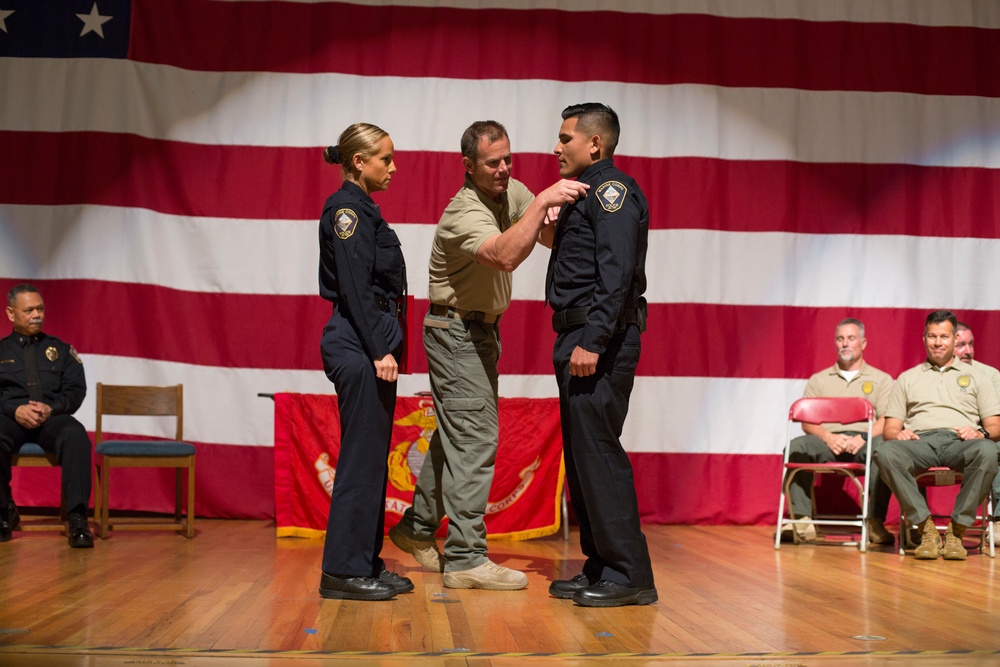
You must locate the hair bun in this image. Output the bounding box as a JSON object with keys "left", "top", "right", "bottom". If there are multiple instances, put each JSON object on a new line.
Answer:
{"left": 323, "top": 145, "right": 342, "bottom": 165}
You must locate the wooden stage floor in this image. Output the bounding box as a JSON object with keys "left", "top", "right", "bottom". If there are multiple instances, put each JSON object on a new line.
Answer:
{"left": 0, "top": 519, "right": 997, "bottom": 666}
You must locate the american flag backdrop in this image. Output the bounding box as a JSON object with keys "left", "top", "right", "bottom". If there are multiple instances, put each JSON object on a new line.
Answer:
{"left": 2, "top": 0, "right": 1000, "bottom": 524}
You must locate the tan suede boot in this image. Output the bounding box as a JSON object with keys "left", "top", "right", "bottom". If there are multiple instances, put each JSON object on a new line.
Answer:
{"left": 914, "top": 518, "right": 942, "bottom": 560}
{"left": 942, "top": 521, "right": 968, "bottom": 561}
{"left": 866, "top": 518, "right": 894, "bottom": 546}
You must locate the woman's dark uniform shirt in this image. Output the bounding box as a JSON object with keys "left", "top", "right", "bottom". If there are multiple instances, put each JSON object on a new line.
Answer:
{"left": 318, "top": 180, "right": 406, "bottom": 360}
{"left": 546, "top": 158, "right": 649, "bottom": 354}
{"left": 0, "top": 332, "right": 86, "bottom": 419}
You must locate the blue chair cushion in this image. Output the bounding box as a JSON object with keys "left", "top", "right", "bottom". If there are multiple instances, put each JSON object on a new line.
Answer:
{"left": 97, "top": 440, "right": 196, "bottom": 457}
{"left": 18, "top": 443, "right": 47, "bottom": 456}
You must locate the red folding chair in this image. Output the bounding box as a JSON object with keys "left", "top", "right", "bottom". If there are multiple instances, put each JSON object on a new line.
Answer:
{"left": 774, "top": 397, "right": 875, "bottom": 551}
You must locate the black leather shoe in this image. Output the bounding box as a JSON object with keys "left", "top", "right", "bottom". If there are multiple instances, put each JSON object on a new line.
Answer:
{"left": 0, "top": 516, "right": 11, "bottom": 543}
{"left": 572, "top": 580, "right": 658, "bottom": 607}
{"left": 6, "top": 501, "right": 20, "bottom": 531}
{"left": 549, "top": 573, "right": 590, "bottom": 599}
{"left": 67, "top": 513, "right": 94, "bottom": 549}
{"left": 378, "top": 569, "right": 414, "bottom": 593}
{"left": 320, "top": 572, "right": 396, "bottom": 601}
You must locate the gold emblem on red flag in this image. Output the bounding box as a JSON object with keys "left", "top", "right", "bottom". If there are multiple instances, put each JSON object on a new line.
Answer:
{"left": 387, "top": 399, "right": 437, "bottom": 493}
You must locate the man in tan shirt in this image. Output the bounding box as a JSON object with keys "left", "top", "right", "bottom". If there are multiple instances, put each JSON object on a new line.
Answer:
{"left": 784, "top": 318, "right": 895, "bottom": 544}
{"left": 955, "top": 321, "right": 1000, "bottom": 546}
{"left": 389, "top": 120, "right": 587, "bottom": 590}
{"left": 876, "top": 310, "right": 1000, "bottom": 560}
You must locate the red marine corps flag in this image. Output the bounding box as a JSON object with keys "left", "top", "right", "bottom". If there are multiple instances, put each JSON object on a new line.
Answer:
{"left": 273, "top": 394, "right": 564, "bottom": 539}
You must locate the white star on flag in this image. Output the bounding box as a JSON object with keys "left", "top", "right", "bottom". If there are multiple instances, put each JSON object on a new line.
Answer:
{"left": 0, "top": 8, "right": 14, "bottom": 34}
{"left": 77, "top": 2, "right": 112, "bottom": 38}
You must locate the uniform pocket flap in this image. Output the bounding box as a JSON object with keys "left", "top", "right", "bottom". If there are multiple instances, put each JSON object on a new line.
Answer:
{"left": 442, "top": 397, "right": 486, "bottom": 412}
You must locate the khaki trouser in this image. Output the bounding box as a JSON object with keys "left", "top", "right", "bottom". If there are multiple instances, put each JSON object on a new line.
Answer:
{"left": 875, "top": 429, "right": 998, "bottom": 527}
{"left": 787, "top": 433, "right": 890, "bottom": 520}
{"left": 395, "top": 311, "right": 501, "bottom": 572}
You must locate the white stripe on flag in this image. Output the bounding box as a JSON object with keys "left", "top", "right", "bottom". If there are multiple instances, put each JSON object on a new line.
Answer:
{"left": 8, "top": 204, "right": 1000, "bottom": 310}
{"left": 76, "top": 354, "right": 805, "bottom": 455}
{"left": 3, "top": 60, "right": 999, "bottom": 167}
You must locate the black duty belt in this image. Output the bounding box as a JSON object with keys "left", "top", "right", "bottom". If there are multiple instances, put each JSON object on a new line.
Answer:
{"left": 428, "top": 303, "right": 501, "bottom": 324}
{"left": 374, "top": 294, "right": 403, "bottom": 317}
{"left": 551, "top": 307, "right": 645, "bottom": 333}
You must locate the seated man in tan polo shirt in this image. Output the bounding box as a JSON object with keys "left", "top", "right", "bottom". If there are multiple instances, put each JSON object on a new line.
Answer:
{"left": 876, "top": 310, "right": 1000, "bottom": 560}
{"left": 955, "top": 321, "right": 1000, "bottom": 547}
{"left": 783, "top": 317, "right": 895, "bottom": 544}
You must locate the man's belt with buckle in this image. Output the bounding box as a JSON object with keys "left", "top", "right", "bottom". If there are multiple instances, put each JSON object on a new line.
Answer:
{"left": 428, "top": 303, "right": 500, "bottom": 324}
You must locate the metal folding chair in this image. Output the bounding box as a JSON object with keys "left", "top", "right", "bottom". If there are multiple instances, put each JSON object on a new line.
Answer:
{"left": 775, "top": 397, "right": 875, "bottom": 551}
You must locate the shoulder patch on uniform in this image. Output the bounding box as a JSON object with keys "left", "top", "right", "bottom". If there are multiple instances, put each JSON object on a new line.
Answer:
{"left": 596, "top": 180, "right": 627, "bottom": 212}
{"left": 333, "top": 208, "right": 359, "bottom": 240}
{"left": 70, "top": 346, "right": 83, "bottom": 365}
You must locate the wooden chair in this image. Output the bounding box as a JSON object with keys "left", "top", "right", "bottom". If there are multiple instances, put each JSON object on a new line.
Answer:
{"left": 898, "top": 467, "right": 995, "bottom": 558}
{"left": 11, "top": 442, "right": 66, "bottom": 530}
{"left": 775, "top": 397, "right": 875, "bottom": 551}
{"left": 93, "top": 384, "right": 196, "bottom": 538}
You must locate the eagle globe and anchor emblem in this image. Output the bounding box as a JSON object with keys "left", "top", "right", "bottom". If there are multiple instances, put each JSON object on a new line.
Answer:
{"left": 313, "top": 397, "right": 541, "bottom": 516}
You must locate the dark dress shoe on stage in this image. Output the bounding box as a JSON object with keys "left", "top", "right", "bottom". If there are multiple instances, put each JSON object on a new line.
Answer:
{"left": 67, "top": 513, "right": 94, "bottom": 549}
{"left": 378, "top": 569, "right": 414, "bottom": 593}
{"left": 7, "top": 501, "right": 20, "bottom": 531}
{"left": 0, "top": 516, "right": 11, "bottom": 543}
{"left": 549, "top": 573, "right": 591, "bottom": 599}
{"left": 572, "top": 580, "right": 658, "bottom": 607}
{"left": 319, "top": 573, "right": 397, "bottom": 601}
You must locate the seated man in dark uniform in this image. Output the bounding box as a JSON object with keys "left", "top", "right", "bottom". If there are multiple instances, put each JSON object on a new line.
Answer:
{"left": 0, "top": 284, "right": 93, "bottom": 547}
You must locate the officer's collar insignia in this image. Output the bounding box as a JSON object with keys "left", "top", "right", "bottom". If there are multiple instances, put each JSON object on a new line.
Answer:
{"left": 958, "top": 375, "right": 971, "bottom": 388}
{"left": 862, "top": 381, "right": 873, "bottom": 395}
{"left": 596, "top": 180, "right": 627, "bottom": 212}
{"left": 70, "top": 346, "right": 83, "bottom": 365}
{"left": 334, "top": 208, "right": 359, "bottom": 240}
{"left": 45, "top": 346, "right": 58, "bottom": 362}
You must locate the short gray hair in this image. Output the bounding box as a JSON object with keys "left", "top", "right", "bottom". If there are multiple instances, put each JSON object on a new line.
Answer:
{"left": 835, "top": 317, "right": 865, "bottom": 338}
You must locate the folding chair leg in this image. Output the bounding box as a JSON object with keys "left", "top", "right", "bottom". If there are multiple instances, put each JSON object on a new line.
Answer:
{"left": 174, "top": 468, "right": 183, "bottom": 522}
{"left": 100, "top": 464, "right": 111, "bottom": 539}
{"left": 185, "top": 460, "right": 195, "bottom": 539}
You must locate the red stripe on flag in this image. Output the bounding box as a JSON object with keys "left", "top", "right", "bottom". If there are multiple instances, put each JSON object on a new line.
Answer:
{"left": 5, "top": 131, "right": 999, "bottom": 237}
{"left": 26, "top": 280, "right": 999, "bottom": 380}
{"left": 128, "top": 0, "right": 1000, "bottom": 97}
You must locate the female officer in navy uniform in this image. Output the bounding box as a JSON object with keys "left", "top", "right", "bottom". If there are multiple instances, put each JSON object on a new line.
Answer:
{"left": 317, "top": 123, "right": 411, "bottom": 601}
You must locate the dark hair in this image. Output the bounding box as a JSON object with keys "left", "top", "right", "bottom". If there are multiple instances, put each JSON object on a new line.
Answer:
{"left": 836, "top": 317, "right": 865, "bottom": 338}
{"left": 322, "top": 123, "right": 389, "bottom": 178}
{"left": 561, "top": 103, "right": 620, "bottom": 154}
{"left": 7, "top": 283, "right": 40, "bottom": 308}
{"left": 924, "top": 309, "right": 957, "bottom": 333}
{"left": 460, "top": 121, "right": 508, "bottom": 162}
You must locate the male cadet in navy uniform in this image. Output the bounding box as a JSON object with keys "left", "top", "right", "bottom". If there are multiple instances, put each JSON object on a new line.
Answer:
{"left": 0, "top": 284, "right": 93, "bottom": 547}
{"left": 544, "top": 103, "right": 656, "bottom": 607}
{"left": 954, "top": 321, "right": 1000, "bottom": 546}
{"left": 876, "top": 310, "right": 1000, "bottom": 560}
